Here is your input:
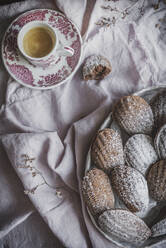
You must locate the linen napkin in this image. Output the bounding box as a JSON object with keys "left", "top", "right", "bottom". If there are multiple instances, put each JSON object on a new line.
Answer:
{"left": 1, "top": 132, "right": 91, "bottom": 248}
{"left": 1, "top": 0, "right": 166, "bottom": 248}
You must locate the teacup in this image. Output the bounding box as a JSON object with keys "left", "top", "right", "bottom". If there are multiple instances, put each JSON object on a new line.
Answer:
{"left": 17, "top": 21, "right": 74, "bottom": 67}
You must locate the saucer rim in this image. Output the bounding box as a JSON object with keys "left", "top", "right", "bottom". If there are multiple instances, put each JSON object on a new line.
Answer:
{"left": 1, "top": 8, "right": 83, "bottom": 90}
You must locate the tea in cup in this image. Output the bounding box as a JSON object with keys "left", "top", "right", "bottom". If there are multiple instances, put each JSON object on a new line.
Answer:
{"left": 17, "top": 21, "right": 74, "bottom": 67}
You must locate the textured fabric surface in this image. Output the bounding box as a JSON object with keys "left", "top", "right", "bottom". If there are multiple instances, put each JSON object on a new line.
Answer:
{"left": 1, "top": 0, "right": 166, "bottom": 247}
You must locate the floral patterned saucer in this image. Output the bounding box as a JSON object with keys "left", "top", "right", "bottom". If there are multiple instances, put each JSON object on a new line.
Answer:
{"left": 1, "top": 9, "right": 82, "bottom": 90}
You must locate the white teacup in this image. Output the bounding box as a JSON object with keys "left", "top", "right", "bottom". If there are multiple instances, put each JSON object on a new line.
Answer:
{"left": 17, "top": 21, "right": 74, "bottom": 67}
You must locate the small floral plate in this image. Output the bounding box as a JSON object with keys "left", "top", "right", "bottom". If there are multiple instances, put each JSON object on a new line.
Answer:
{"left": 1, "top": 9, "right": 82, "bottom": 90}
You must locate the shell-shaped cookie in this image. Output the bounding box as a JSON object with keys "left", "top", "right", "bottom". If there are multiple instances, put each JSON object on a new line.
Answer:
{"left": 98, "top": 209, "right": 151, "bottom": 243}
{"left": 124, "top": 134, "right": 158, "bottom": 176}
{"left": 151, "top": 90, "right": 166, "bottom": 129}
{"left": 91, "top": 128, "right": 124, "bottom": 173}
{"left": 82, "top": 168, "right": 115, "bottom": 216}
{"left": 110, "top": 165, "right": 149, "bottom": 212}
{"left": 155, "top": 124, "right": 166, "bottom": 160}
{"left": 83, "top": 55, "right": 111, "bottom": 80}
{"left": 113, "top": 95, "right": 154, "bottom": 135}
{"left": 151, "top": 218, "right": 166, "bottom": 237}
{"left": 147, "top": 160, "right": 166, "bottom": 202}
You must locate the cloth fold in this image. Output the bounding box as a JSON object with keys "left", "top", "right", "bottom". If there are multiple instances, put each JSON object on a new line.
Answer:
{"left": 1, "top": 0, "right": 166, "bottom": 247}
{"left": 1, "top": 132, "right": 90, "bottom": 248}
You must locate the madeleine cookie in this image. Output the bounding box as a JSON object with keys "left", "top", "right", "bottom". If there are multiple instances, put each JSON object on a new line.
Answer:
{"left": 110, "top": 165, "right": 149, "bottom": 212}
{"left": 113, "top": 95, "right": 154, "bottom": 135}
{"left": 155, "top": 124, "right": 166, "bottom": 160}
{"left": 151, "top": 90, "right": 166, "bottom": 129}
{"left": 124, "top": 134, "right": 158, "bottom": 176}
{"left": 91, "top": 128, "right": 124, "bottom": 173}
{"left": 82, "top": 168, "right": 115, "bottom": 216}
{"left": 98, "top": 209, "right": 151, "bottom": 243}
{"left": 147, "top": 160, "right": 166, "bottom": 202}
{"left": 151, "top": 218, "right": 166, "bottom": 237}
{"left": 83, "top": 55, "right": 111, "bottom": 80}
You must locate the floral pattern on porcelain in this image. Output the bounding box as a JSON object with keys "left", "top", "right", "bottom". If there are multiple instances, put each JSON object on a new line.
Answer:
{"left": 2, "top": 9, "right": 82, "bottom": 89}
{"left": 13, "top": 10, "right": 49, "bottom": 28}
{"left": 38, "top": 66, "right": 69, "bottom": 86}
{"left": 7, "top": 62, "right": 34, "bottom": 85}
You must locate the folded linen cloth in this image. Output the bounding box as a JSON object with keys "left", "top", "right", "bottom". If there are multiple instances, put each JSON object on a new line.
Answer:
{"left": 1, "top": 132, "right": 90, "bottom": 248}
{"left": 1, "top": 0, "right": 166, "bottom": 248}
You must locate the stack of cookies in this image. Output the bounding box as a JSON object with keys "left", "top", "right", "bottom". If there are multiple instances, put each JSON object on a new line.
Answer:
{"left": 82, "top": 91, "right": 166, "bottom": 246}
